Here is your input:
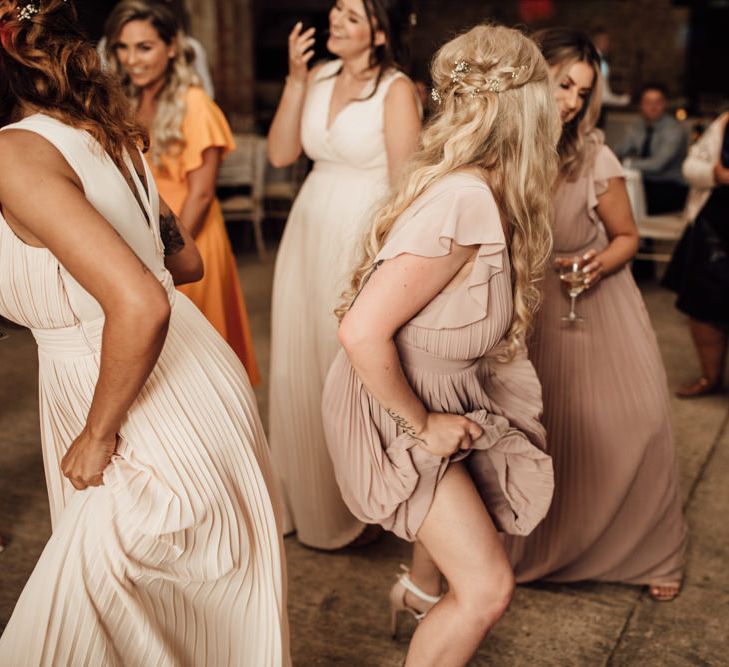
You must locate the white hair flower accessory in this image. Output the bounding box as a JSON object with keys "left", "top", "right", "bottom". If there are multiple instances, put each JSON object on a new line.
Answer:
{"left": 18, "top": 3, "right": 40, "bottom": 21}
{"left": 18, "top": 0, "right": 67, "bottom": 22}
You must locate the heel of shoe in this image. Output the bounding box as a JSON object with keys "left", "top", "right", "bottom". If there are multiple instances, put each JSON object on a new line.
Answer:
{"left": 389, "top": 606, "right": 400, "bottom": 639}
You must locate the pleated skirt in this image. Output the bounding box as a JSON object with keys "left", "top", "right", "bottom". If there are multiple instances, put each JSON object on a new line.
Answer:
{"left": 0, "top": 294, "right": 289, "bottom": 666}
{"left": 503, "top": 265, "right": 687, "bottom": 585}
{"left": 268, "top": 164, "right": 389, "bottom": 549}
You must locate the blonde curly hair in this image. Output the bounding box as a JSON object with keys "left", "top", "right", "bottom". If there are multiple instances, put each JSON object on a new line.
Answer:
{"left": 103, "top": 0, "right": 201, "bottom": 169}
{"left": 337, "top": 23, "right": 560, "bottom": 355}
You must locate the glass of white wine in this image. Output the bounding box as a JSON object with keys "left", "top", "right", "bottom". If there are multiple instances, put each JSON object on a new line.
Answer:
{"left": 558, "top": 259, "right": 587, "bottom": 322}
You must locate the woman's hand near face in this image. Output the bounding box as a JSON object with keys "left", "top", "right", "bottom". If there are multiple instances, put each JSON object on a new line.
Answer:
{"left": 268, "top": 22, "right": 320, "bottom": 167}
{"left": 288, "top": 21, "right": 316, "bottom": 84}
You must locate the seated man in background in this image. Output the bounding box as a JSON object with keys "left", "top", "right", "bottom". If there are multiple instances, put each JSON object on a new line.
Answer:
{"left": 617, "top": 83, "right": 689, "bottom": 214}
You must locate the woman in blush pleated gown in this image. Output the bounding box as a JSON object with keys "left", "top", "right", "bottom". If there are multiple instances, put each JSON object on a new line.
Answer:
{"left": 104, "top": 0, "right": 260, "bottom": 384}
{"left": 502, "top": 28, "right": 687, "bottom": 602}
{"left": 267, "top": 0, "right": 421, "bottom": 549}
{"left": 322, "top": 25, "right": 557, "bottom": 666}
{"left": 0, "top": 2, "right": 288, "bottom": 664}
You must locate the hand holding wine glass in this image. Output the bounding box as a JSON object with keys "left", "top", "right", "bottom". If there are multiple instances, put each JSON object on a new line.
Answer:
{"left": 557, "top": 257, "right": 588, "bottom": 322}
{"left": 580, "top": 249, "right": 604, "bottom": 288}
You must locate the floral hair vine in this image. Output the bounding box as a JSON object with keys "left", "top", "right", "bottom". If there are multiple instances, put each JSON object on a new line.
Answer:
{"left": 18, "top": 0, "right": 68, "bottom": 22}
{"left": 430, "top": 61, "right": 530, "bottom": 105}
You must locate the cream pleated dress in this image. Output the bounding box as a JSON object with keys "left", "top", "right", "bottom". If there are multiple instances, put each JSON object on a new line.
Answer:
{"left": 503, "top": 145, "right": 687, "bottom": 585}
{"left": 322, "top": 173, "right": 554, "bottom": 541}
{"left": 269, "top": 60, "right": 409, "bottom": 548}
{"left": 0, "top": 115, "right": 290, "bottom": 666}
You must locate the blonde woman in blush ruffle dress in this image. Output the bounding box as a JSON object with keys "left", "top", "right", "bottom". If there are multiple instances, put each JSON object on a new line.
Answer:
{"left": 266, "top": 0, "right": 421, "bottom": 549}
{"left": 323, "top": 24, "right": 558, "bottom": 665}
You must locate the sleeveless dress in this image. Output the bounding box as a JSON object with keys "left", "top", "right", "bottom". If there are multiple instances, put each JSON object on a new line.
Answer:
{"left": 322, "top": 173, "right": 554, "bottom": 541}
{"left": 0, "top": 115, "right": 289, "bottom": 666}
{"left": 149, "top": 87, "right": 261, "bottom": 384}
{"left": 503, "top": 145, "right": 687, "bottom": 585}
{"left": 269, "top": 61, "right": 411, "bottom": 548}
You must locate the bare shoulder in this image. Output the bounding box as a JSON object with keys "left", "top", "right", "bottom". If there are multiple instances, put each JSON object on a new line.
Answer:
{"left": 0, "top": 129, "right": 77, "bottom": 185}
{"left": 384, "top": 74, "right": 418, "bottom": 103}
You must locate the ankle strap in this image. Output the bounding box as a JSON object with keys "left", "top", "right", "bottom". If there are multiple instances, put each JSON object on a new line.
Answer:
{"left": 397, "top": 566, "right": 442, "bottom": 604}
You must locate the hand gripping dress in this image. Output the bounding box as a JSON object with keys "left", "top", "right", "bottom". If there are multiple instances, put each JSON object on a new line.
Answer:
{"left": 0, "top": 114, "right": 289, "bottom": 666}
{"left": 503, "top": 145, "right": 687, "bottom": 585}
{"left": 269, "top": 60, "right": 412, "bottom": 548}
{"left": 321, "top": 173, "right": 554, "bottom": 541}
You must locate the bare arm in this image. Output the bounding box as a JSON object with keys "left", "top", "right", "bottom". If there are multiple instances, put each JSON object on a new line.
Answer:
{"left": 159, "top": 196, "right": 203, "bottom": 284}
{"left": 339, "top": 246, "right": 483, "bottom": 458}
{"left": 0, "top": 130, "right": 171, "bottom": 488}
{"left": 383, "top": 77, "right": 422, "bottom": 182}
{"left": 580, "top": 176, "right": 639, "bottom": 287}
{"left": 267, "top": 22, "right": 317, "bottom": 167}
{"left": 179, "top": 146, "right": 221, "bottom": 238}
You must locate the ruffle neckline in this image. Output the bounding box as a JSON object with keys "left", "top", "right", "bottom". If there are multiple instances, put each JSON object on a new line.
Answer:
{"left": 375, "top": 174, "right": 507, "bottom": 330}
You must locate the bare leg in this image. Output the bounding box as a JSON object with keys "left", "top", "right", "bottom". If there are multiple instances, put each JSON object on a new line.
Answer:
{"left": 405, "top": 463, "right": 514, "bottom": 667}
{"left": 677, "top": 318, "right": 727, "bottom": 396}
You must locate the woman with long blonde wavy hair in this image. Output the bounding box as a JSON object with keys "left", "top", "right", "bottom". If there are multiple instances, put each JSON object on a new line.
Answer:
{"left": 0, "top": 0, "right": 288, "bottom": 663}
{"left": 502, "top": 28, "right": 687, "bottom": 603}
{"left": 104, "top": 0, "right": 261, "bottom": 384}
{"left": 322, "top": 24, "right": 557, "bottom": 665}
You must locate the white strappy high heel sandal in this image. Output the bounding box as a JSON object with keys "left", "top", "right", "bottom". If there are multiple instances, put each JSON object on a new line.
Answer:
{"left": 389, "top": 564, "right": 442, "bottom": 639}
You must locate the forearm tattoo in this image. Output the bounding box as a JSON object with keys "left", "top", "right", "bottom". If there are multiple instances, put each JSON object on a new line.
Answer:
{"left": 160, "top": 213, "right": 186, "bottom": 256}
{"left": 386, "top": 408, "right": 424, "bottom": 442}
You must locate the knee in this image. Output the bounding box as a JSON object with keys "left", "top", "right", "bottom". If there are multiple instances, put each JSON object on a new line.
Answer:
{"left": 457, "top": 567, "right": 515, "bottom": 627}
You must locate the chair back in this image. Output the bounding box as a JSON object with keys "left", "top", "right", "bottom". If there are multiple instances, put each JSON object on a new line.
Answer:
{"left": 218, "top": 133, "right": 267, "bottom": 199}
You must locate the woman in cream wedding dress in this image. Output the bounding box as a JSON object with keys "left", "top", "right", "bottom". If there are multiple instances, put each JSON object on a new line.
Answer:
{"left": 267, "top": 0, "right": 421, "bottom": 549}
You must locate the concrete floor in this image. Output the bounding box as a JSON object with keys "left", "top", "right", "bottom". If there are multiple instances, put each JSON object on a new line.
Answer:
{"left": 1, "top": 252, "right": 728, "bottom": 666}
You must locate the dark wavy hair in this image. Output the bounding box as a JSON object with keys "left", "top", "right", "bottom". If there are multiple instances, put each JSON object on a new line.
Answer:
{"left": 331, "top": 0, "right": 414, "bottom": 99}
{"left": 0, "top": 0, "right": 147, "bottom": 164}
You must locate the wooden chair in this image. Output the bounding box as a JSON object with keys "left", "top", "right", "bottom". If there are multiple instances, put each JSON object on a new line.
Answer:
{"left": 263, "top": 155, "right": 309, "bottom": 223}
{"left": 217, "top": 133, "right": 268, "bottom": 259}
{"left": 635, "top": 213, "right": 686, "bottom": 262}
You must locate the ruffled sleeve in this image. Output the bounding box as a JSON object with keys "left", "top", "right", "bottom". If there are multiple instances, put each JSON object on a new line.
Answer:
{"left": 174, "top": 87, "right": 235, "bottom": 180}
{"left": 375, "top": 177, "right": 507, "bottom": 329}
{"left": 587, "top": 144, "right": 625, "bottom": 224}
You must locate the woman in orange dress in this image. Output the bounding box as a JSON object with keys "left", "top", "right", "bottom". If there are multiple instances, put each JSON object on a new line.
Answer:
{"left": 104, "top": 0, "right": 260, "bottom": 384}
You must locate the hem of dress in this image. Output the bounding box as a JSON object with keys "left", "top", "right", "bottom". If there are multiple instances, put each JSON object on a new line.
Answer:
{"left": 291, "top": 520, "right": 367, "bottom": 551}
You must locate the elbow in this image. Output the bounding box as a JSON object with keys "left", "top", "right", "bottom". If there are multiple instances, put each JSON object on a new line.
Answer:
{"left": 121, "top": 284, "right": 171, "bottom": 338}
{"left": 266, "top": 138, "right": 299, "bottom": 168}
{"left": 267, "top": 150, "right": 295, "bottom": 169}
{"left": 338, "top": 316, "right": 364, "bottom": 355}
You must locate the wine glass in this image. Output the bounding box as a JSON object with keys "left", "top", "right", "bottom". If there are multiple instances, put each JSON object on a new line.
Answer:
{"left": 558, "top": 259, "right": 587, "bottom": 322}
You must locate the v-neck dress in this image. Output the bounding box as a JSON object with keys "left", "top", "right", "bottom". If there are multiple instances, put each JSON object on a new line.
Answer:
{"left": 269, "top": 59, "right": 409, "bottom": 548}
{"left": 0, "top": 114, "right": 290, "bottom": 666}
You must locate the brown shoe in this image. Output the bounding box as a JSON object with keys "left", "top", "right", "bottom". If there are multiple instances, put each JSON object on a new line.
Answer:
{"left": 676, "top": 377, "right": 723, "bottom": 399}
